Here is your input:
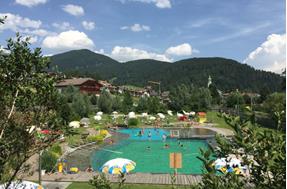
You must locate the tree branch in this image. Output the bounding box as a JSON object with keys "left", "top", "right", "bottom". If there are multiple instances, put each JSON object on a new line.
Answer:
{"left": 0, "top": 89, "right": 19, "bottom": 139}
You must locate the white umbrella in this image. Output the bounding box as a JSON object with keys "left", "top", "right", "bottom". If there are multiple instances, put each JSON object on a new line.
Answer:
{"left": 183, "top": 110, "right": 189, "bottom": 115}
{"left": 177, "top": 113, "right": 183, "bottom": 117}
{"left": 149, "top": 116, "right": 156, "bottom": 120}
{"left": 190, "top": 111, "right": 196, "bottom": 116}
{"left": 69, "top": 121, "right": 80, "bottom": 128}
{"left": 157, "top": 113, "right": 165, "bottom": 119}
{"left": 94, "top": 115, "right": 102, "bottom": 121}
{"left": 100, "top": 158, "right": 136, "bottom": 174}
{"left": 97, "top": 111, "right": 103, "bottom": 116}
{"left": 128, "top": 112, "right": 136, "bottom": 118}
{"left": 167, "top": 110, "right": 173, "bottom": 116}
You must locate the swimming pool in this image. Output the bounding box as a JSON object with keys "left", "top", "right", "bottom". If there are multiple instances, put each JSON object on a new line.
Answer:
{"left": 91, "top": 128, "right": 211, "bottom": 174}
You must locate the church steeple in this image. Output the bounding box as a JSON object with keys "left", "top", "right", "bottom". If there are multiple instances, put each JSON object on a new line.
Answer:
{"left": 208, "top": 75, "right": 212, "bottom": 87}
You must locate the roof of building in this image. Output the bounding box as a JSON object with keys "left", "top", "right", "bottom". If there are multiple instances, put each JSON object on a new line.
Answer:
{"left": 56, "top": 78, "right": 95, "bottom": 87}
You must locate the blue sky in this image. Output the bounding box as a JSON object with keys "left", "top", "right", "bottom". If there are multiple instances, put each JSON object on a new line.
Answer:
{"left": 0, "top": 0, "right": 285, "bottom": 73}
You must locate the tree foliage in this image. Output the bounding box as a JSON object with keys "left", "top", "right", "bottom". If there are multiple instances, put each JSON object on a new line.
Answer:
{"left": 98, "top": 90, "right": 113, "bottom": 113}
{"left": 197, "top": 108, "right": 286, "bottom": 189}
{"left": 121, "top": 92, "right": 133, "bottom": 114}
{"left": 169, "top": 85, "right": 212, "bottom": 112}
{"left": 0, "top": 34, "right": 65, "bottom": 186}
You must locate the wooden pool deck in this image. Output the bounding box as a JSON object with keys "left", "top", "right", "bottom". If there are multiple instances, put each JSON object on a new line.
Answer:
{"left": 24, "top": 172, "right": 202, "bottom": 185}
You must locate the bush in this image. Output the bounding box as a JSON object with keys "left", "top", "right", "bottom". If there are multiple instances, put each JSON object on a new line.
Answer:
{"left": 89, "top": 174, "right": 112, "bottom": 189}
{"left": 67, "top": 135, "right": 83, "bottom": 147}
{"left": 49, "top": 143, "right": 62, "bottom": 156}
{"left": 128, "top": 118, "right": 139, "bottom": 127}
{"left": 41, "top": 151, "right": 58, "bottom": 172}
{"left": 86, "top": 135, "right": 104, "bottom": 143}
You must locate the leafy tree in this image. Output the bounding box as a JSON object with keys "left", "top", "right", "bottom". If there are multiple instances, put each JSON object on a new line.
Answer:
{"left": 263, "top": 92, "right": 286, "bottom": 130}
{"left": 56, "top": 94, "right": 73, "bottom": 124}
{"left": 197, "top": 108, "right": 286, "bottom": 189}
{"left": 98, "top": 90, "right": 113, "bottom": 113}
{"left": 121, "top": 92, "right": 133, "bottom": 114}
{"left": 90, "top": 94, "right": 98, "bottom": 106}
{"left": 71, "top": 94, "right": 91, "bottom": 118}
{"left": 209, "top": 84, "right": 221, "bottom": 105}
{"left": 136, "top": 96, "right": 149, "bottom": 113}
{"left": 169, "top": 85, "right": 211, "bottom": 112}
{"left": 225, "top": 91, "right": 245, "bottom": 108}
{"left": 112, "top": 95, "right": 122, "bottom": 111}
{"left": 62, "top": 86, "right": 79, "bottom": 103}
{"left": 147, "top": 96, "right": 166, "bottom": 114}
{"left": 0, "top": 34, "right": 65, "bottom": 187}
{"left": 263, "top": 92, "right": 285, "bottom": 114}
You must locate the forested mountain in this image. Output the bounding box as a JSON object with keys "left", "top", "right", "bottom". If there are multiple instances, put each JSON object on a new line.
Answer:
{"left": 51, "top": 49, "right": 283, "bottom": 92}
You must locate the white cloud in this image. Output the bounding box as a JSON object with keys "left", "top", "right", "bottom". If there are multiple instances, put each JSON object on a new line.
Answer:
{"left": 21, "top": 28, "right": 54, "bottom": 37}
{"left": 121, "top": 24, "right": 150, "bottom": 32}
{"left": 154, "top": 0, "right": 171, "bottom": 9}
{"left": 110, "top": 46, "right": 171, "bottom": 62}
{"left": 52, "top": 22, "right": 74, "bottom": 31}
{"left": 22, "top": 35, "right": 38, "bottom": 43}
{"left": 122, "top": 0, "right": 171, "bottom": 9}
{"left": 165, "top": 43, "right": 192, "bottom": 56}
{"left": 0, "top": 13, "right": 41, "bottom": 32}
{"left": 42, "top": 30, "right": 94, "bottom": 52}
{"left": 15, "top": 0, "right": 47, "bottom": 7}
{"left": 62, "top": 4, "right": 84, "bottom": 16}
{"left": 82, "top": 21, "right": 95, "bottom": 30}
{"left": 244, "top": 33, "right": 286, "bottom": 73}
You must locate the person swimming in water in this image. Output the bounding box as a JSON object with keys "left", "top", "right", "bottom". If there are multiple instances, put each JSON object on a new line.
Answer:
{"left": 162, "top": 134, "right": 167, "bottom": 142}
{"left": 164, "top": 143, "right": 170, "bottom": 149}
{"left": 148, "top": 131, "right": 152, "bottom": 138}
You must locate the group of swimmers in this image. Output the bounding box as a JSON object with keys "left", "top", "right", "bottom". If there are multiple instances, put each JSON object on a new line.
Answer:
{"left": 146, "top": 140, "right": 184, "bottom": 150}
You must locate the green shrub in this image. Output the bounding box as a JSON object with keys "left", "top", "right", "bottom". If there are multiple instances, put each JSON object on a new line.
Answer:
{"left": 41, "top": 151, "right": 58, "bottom": 172}
{"left": 49, "top": 143, "right": 62, "bottom": 156}
{"left": 128, "top": 118, "right": 139, "bottom": 127}
{"left": 86, "top": 135, "right": 104, "bottom": 143}
{"left": 67, "top": 135, "right": 83, "bottom": 147}
{"left": 89, "top": 174, "right": 112, "bottom": 189}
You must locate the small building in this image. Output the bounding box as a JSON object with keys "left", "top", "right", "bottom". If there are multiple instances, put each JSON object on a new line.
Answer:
{"left": 56, "top": 78, "right": 103, "bottom": 94}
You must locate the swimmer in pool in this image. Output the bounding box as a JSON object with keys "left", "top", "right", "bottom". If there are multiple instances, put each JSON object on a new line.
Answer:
{"left": 164, "top": 144, "right": 170, "bottom": 149}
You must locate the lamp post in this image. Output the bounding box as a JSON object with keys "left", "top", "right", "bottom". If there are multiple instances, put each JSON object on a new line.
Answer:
{"left": 38, "top": 150, "right": 44, "bottom": 185}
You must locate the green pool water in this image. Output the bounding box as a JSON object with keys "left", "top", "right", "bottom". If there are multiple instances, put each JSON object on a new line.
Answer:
{"left": 91, "top": 128, "right": 210, "bottom": 174}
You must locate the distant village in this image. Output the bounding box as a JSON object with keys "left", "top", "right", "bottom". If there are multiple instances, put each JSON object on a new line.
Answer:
{"left": 56, "top": 77, "right": 170, "bottom": 100}
{"left": 56, "top": 77, "right": 260, "bottom": 102}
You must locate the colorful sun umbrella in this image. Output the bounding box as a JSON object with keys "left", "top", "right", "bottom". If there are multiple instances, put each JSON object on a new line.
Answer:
{"left": 100, "top": 158, "right": 136, "bottom": 174}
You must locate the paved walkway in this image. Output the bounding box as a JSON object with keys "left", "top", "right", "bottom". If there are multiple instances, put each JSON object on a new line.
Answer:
{"left": 25, "top": 172, "right": 202, "bottom": 185}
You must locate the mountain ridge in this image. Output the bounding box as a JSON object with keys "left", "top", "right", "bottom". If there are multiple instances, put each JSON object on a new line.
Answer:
{"left": 50, "top": 49, "right": 283, "bottom": 93}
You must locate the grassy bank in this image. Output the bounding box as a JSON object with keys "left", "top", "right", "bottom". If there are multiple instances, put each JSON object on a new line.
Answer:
{"left": 206, "top": 111, "right": 231, "bottom": 129}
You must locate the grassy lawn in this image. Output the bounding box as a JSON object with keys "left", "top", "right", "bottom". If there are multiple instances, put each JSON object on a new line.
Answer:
{"left": 67, "top": 182, "right": 191, "bottom": 189}
{"left": 206, "top": 111, "right": 231, "bottom": 129}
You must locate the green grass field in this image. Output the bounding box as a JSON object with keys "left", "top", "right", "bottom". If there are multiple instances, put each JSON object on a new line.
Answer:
{"left": 206, "top": 111, "right": 231, "bottom": 129}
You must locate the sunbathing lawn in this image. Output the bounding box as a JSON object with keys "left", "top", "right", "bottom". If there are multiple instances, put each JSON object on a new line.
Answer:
{"left": 206, "top": 111, "right": 231, "bottom": 129}
{"left": 67, "top": 182, "right": 190, "bottom": 189}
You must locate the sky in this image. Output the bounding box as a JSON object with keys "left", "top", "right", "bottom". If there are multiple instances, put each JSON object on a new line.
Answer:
{"left": 0, "top": 0, "right": 285, "bottom": 73}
